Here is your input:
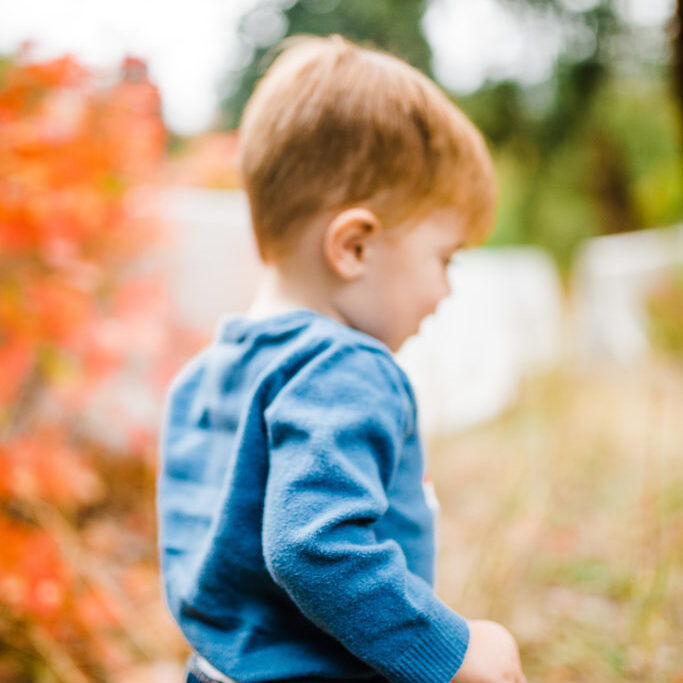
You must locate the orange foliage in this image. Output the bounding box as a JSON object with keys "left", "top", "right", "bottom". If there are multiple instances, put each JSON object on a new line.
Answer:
{"left": 162, "top": 130, "right": 240, "bottom": 188}
{"left": 0, "top": 430, "right": 104, "bottom": 506}
{"left": 0, "top": 519, "right": 71, "bottom": 622}
{"left": 0, "top": 49, "right": 192, "bottom": 680}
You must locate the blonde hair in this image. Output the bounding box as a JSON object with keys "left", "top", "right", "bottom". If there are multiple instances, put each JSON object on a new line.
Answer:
{"left": 238, "top": 34, "right": 497, "bottom": 262}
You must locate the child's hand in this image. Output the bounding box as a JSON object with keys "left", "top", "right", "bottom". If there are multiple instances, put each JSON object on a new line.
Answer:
{"left": 450, "top": 619, "right": 527, "bottom": 683}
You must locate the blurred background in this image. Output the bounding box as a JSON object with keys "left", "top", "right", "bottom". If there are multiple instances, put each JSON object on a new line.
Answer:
{"left": 0, "top": 0, "right": 681, "bottom": 681}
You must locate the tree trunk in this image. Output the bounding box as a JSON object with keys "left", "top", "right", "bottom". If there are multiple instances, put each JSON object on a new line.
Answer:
{"left": 674, "top": 0, "right": 683, "bottom": 151}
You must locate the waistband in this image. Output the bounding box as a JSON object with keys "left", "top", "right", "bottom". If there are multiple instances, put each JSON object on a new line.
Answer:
{"left": 186, "top": 653, "right": 390, "bottom": 683}
{"left": 187, "top": 653, "right": 240, "bottom": 683}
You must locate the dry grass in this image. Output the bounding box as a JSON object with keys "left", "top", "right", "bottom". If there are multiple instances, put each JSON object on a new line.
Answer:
{"left": 429, "top": 357, "right": 683, "bottom": 682}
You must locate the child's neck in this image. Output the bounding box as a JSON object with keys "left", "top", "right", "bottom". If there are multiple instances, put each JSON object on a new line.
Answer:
{"left": 246, "top": 264, "right": 348, "bottom": 326}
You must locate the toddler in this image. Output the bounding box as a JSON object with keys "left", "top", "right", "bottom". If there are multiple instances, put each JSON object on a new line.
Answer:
{"left": 157, "top": 34, "right": 526, "bottom": 683}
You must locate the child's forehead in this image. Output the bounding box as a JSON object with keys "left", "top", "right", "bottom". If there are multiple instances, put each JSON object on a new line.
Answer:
{"left": 399, "top": 207, "right": 467, "bottom": 248}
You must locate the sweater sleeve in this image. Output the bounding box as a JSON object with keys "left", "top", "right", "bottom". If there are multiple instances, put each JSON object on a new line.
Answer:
{"left": 262, "top": 342, "right": 470, "bottom": 683}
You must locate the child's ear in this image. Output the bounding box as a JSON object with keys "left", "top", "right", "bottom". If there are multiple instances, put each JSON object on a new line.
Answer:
{"left": 322, "top": 207, "right": 381, "bottom": 280}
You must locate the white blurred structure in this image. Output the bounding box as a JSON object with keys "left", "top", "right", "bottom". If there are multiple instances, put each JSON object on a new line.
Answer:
{"left": 152, "top": 187, "right": 565, "bottom": 437}
{"left": 571, "top": 224, "right": 683, "bottom": 362}
{"left": 396, "top": 247, "right": 565, "bottom": 437}
{"left": 155, "top": 187, "right": 264, "bottom": 327}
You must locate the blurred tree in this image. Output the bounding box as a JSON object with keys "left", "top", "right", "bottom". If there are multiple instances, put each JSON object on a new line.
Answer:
{"left": 0, "top": 49, "right": 194, "bottom": 681}
{"left": 219, "top": 0, "right": 431, "bottom": 128}
{"left": 675, "top": 0, "right": 683, "bottom": 138}
{"left": 448, "top": 0, "right": 681, "bottom": 264}
{"left": 218, "top": 0, "right": 682, "bottom": 268}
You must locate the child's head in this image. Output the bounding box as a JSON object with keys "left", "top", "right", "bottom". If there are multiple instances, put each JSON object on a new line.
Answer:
{"left": 238, "top": 34, "right": 497, "bottom": 351}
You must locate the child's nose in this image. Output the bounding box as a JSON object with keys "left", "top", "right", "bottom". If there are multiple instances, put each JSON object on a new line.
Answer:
{"left": 437, "top": 277, "right": 452, "bottom": 306}
{"left": 428, "top": 283, "right": 451, "bottom": 318}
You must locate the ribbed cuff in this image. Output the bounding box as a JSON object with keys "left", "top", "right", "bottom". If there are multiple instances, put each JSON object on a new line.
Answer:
{"left": 390, "top": 609, "right": 470, "bottom": 683}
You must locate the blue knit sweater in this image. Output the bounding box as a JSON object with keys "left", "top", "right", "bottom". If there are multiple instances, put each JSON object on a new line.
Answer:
{"left": 157, "top": 308, "right": 470, "bottom": 683}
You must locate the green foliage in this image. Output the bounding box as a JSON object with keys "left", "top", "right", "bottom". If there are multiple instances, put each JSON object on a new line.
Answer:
{"left": 220, "top": 0, "right": 431, "bottom": 128}
{"left": 219, "top": 0, "right": 683, "bottom": 271}
{"left": 591, "top": 80, "right": 683, "bottom": 229}
{"left": 0, "top": 54, "right": 13, "bottom": 90}
{"left": 458, "top": 70, "right": 682, "bottom": 272}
